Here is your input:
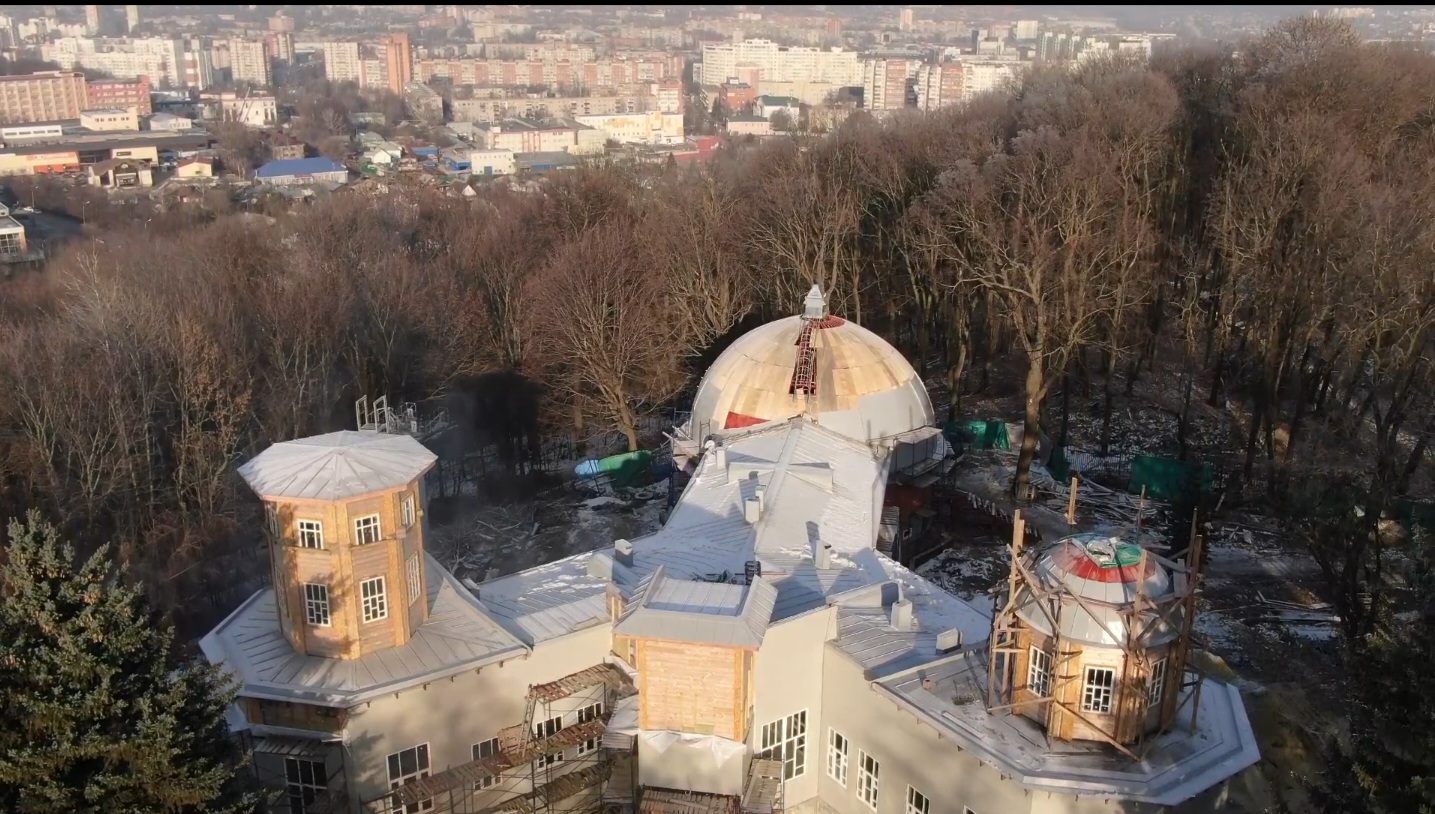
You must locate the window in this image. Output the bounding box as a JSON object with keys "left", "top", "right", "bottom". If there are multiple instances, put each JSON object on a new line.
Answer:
{"left": 303, "top": 583, "right": 331, "bottom": 627}
{"left": 1082, "top": 667, "right": 1116, "bottom": 714}
{"left": 857, "top": 749, "right": 880, "bottom": 809}
{"left": 826, "top": 729, "right": 848, "bottom": 787}
{"left": 407, "top": 555, "right": 422, "bottom": 604}
{"left": 265, "top": 503, "right": 279, "bottom": 536}
{"left": 1028, "top": 646, "right": 1052, "bottom": 698}
{"left": 757, "top": 710, "right": 807, "bottom": 780}
{"left": 575, "top": 701, "right": 604, "bottom": 755}
{"left": 361, "top": 577, "right": 389, "bottom": 623}
{"left": 471, "top": 738, "right": 499, "bottom": 789}
{"left": 354, "top": 514, "right": 382, "bottom": 545}
{"left": 402, "top": 494, "right": 416, "bottom": 528}
{"left": 297, "top": 519, "right": 324, "bottom": 549}
{"left": 532, "top": 715, "right": 565, "bottom": 768}
{"left": 284, "top": 757, "right": 327, "bottom": 814}
{"left": 905, "top": 786, "right": 931, "bottom": 814}
{"left": 1148, "top": 657, "right": 1167, "bottom": 708}
{"left": 387, "top": 744, "right": 432, "bottom": 813}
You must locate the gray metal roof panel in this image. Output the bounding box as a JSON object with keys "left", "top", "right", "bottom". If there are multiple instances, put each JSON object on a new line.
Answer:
{"left": 472, "top": 551, "right": 615, "bottom": 645}
{"left": 236, "top": 430, "right": 437, "bottom": 501}
{"left": 200, "top": 555, "right": 529, "bottom": 706}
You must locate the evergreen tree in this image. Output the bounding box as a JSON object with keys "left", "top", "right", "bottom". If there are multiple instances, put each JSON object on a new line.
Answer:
{"left": 0, "top": 512, "right": 257, "bottom": 814}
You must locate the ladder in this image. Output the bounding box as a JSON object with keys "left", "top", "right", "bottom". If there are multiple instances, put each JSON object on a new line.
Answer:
{"left": 789, "top": 319, "right": 818, "bottom": 405}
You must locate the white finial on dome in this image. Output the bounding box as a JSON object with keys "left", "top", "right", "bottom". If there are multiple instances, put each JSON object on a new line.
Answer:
{"left": 803, "top": 284, "right": 828, "bottom": 320}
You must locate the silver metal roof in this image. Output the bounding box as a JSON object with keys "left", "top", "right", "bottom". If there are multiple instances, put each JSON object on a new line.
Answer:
{"left": 874, "top": 651, "right": 1261, "bottom": 807}
{"left": 237, "top": 430, "right": 437, "bottom": 501}
{"left": 1014, "top": 533, "right": 1182, "bottom": 648}
{"left": 613, "top": 566, "right": 778, "bottom": 648}
{"left": 200, "top": 555, "right": 528, "bottom": 706}
{"left": 473, "top": 551, "right": 616, "bottom": 645}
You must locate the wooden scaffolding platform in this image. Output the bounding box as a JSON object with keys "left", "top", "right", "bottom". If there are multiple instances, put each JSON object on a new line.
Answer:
{"left": 369, "top": 663, "right": 636, "bottom": 814}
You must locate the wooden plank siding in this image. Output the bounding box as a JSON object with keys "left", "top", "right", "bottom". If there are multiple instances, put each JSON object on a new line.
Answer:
{"left": 635, "top": 638, "right": 755, "bottom": 740}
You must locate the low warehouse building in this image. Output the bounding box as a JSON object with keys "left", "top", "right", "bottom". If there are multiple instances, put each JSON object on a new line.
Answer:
{"left": 254, "top": 156, "right": 349, "bottom": 186}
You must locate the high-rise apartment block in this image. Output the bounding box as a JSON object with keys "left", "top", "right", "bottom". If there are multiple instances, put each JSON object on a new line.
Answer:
{"left": 320, "top": 41, "right": 363, "bottom": 84}
{"left": 231, "top": 38, "right": 272, "bottom": 87}
{"left": 266, "top": 32, "right": 295, "bottom": 66}
{"left": 700, "top": 39, "right": 861, "bottom": 87}
{"left": 124, "top": 4, "right": 140, "bottom": 33}
{"left": 87, "top": 77, "right": 152, "bottom": 114}
{"left": 915, "top": 62, "right": 964, "bottom": 110}
{"left": 83, "top": 4, "right": 100, "bottom": 35}
{"left": 385, "top": 33, "right": 412, "bottom": 95}
{"left": 899, "top": 7, "right": 916, "bottom": 31}
{"left": 862, "top": 58, "right": 914, "bottom": 112}
{"left": 0, "top": 71, "right": 88, "bottom": 123}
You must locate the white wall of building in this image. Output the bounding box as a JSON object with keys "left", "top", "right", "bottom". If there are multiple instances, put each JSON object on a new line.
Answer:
{"left": 573, "top": 112, "right": 683, "bottom": 145}
{"left": 700, "top": 39, "right": 861, "bottom": 87}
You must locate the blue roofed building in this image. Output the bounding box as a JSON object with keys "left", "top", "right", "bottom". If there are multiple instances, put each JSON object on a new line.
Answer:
{"left": 254, "top": 156, "right": 349, "bottom": 186}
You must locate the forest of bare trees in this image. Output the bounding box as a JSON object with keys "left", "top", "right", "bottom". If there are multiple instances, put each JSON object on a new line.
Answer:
{"left": 1, "top": 19, "right": 1434, "bottom": 808}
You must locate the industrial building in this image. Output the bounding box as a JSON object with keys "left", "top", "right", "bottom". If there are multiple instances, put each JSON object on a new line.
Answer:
{"left": 0, "top": 128, "right": 211, "bottom": 175}
{"left": 204, "top": 288, "right": 1258, "bottom": 814}
{"left": 254, "top": 157, "right": 350, "bottom": 186}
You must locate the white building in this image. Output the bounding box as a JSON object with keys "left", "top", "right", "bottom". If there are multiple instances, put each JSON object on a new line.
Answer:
{"left": 230, "top": 38, "right": 272, "bottom": 87}
{"left": 203, "top": 287, "right": 1260, "bottom": 814}
{"left": 573, "top": 111, "right": 683, "bottom": 145}
{"left": 700, "top": 39, "right": 862, "bottom": 87}
{"left": 753, "top": 95, "right": 800, "bottom": 120}
{"left": 954, "top": 57, "right": 1025, "bottom": 103}
{"left": 478, "top": 118, "right": 605, "bottom": 155}
{"left": 217, "top": 94, "right": 278, "bottom": 128}
{"left": 42, "top": 36, "right": 211, "bottom": 89}
{"left": 466, "top": 148, "right": 516, "bottom": 175}
{"left": 319, "top": 41, "right": 364, "bottom": 84}
{"left": 915, "top": 63, "right": 964, "bottom": 111}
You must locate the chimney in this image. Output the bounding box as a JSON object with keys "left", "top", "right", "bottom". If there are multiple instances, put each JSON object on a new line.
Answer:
{"left": 744, "top": 497, "right": 762, "bottom": 524}
{"left": 936, "top": 629, "right": 964, "bottom": 654}
{"left": 614, "top": 538, "right": 635, "bottom": 568}
{"left": 713, "top": 444, "right": 728, "bottom": 476}
{"left": 744, "top": 560, "right": 762, "bottom": 584}
{"left": 890, "top": 597, "right": 915, "bottom": 631}
{"left": 755, "top": 486, "right": 766, "bottom": 513}
{"left": 815, "top": 543, "right": 833, "bottom": 569}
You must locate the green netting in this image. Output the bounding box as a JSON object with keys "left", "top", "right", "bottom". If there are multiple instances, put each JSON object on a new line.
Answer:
{"left": 1394, "top": 498, "right": 1435, "bottom": 532}
{"left": 1127, "top": 454, "right": 1213, "bottom": 502}
{"left": 1107, "top": 543, "right": 1146, "bottom": 568}
{"left": 950, "top": 419, "right": 1010, "bottom": 450}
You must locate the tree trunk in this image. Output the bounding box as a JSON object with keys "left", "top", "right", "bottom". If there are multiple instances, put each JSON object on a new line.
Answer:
{"left": 1014, "top": 355, "right": 1044, "bottom": 502}
{"left": 1177, "top": 364, "right": 1195, "bottom": 460}
{"left": 1100, "top": 351, "right": 1116, "bottom": 456}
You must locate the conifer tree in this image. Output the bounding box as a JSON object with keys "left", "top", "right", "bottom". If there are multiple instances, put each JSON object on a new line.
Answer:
{"left": 0, "top": 512, "right": 257, "bottom": 814}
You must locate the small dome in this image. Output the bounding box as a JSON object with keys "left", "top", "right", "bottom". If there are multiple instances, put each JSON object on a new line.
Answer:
{"left": 1014, "top": 533, "right": 1181, "bottom": 647}
{"left": 688, "top": 287, "right": 934, "bottom": 444}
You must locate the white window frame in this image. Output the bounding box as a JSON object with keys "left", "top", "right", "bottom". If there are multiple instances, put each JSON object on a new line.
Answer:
{"left": 402, "top": 494, "right": 416, "bottom": 527}
{"left": 284, "top": 757, "right": 327, "bottom": 814}
{"left": 757, "top": 709, "right": 807, "bottom": 780}
{"left": 1028, "top": 646, "right": 1052, "bottom": 698}
{"left": 265, "top": 503, "right": 279, "bottom": 536}
{"left": 826, "top": 728, "right": 848, "bottom": 787}
{"left": 1082, "top": 666, "right": 1116, "bottom": 714}
{"left": 905, "top": 786, "right": 931, "bottom": 814}
{"left": 354, "top": 514, "right": 382, "bottom": 545}
{"left": 303, "top": 583, "right": 331, "bottom": 627}
{"left": 297, "top": 519, "right": 324, "bottom": 550}
{"left": 471, "top": 738, "right": 499, "bottom": 789}
{"left": 406, "top": 554, "right": 422, "bottom": 604}
{"left": 386, "top": 743, "right": 432, "bottom": 813}
{"left": 1148, "top": 657, "right": 1167, "bottom": 708}
{"left": 575, "top": 700, "right": 604, "bottom": 754}
{"left": 856, "top": 749, "right": 880, "bottom": 810}
{"left": 360, "top": 576, "right": 388, "bottom": 623}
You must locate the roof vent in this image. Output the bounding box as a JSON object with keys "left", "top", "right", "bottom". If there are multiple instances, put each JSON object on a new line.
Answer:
{"left": 815, "top": 542, "right": 833, "bottom": 569}
{"left": 744, "top": 497, "right": 762, "bottom": 524}
{"left": 614, "top": 539, "right": 635, "bottom": 568}
{"left": 744, "top": 560, "right": 762, "bottom": 585}
{"left": 755, "top": 485, "right": 766, "bottom": 513}
{"left": 936, "top": 629, "right": 964, "bottom": 654}
{"left": 890, "top": 597, "right": 915, "bottom": 631}
{"left": 587, "top": 554, "right": 614, "bottom": 581}
{"left": 713, "top": 444, "right": 728, "bottom": 477}
{"left": 803, "top": 283, "right": 828, "bottom": 320}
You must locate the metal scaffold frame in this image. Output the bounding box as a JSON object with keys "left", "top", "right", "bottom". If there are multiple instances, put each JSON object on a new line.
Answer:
{"left": 244, "top": 733, "right": 350, "bottom": 814}
{"left": 985, "top": 509, "right": 1208, "bottom": 760}
{"left": 364, "top": 664, "right": 636, "bottom": 814}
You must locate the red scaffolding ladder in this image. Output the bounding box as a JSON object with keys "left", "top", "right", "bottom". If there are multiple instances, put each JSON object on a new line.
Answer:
{"left": 790, "top": 318, "right": 818, "bottom": 398}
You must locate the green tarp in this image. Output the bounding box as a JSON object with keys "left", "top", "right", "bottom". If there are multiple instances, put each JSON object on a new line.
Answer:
{"left": 1394, "top": 498, "right": 1435, "bottom": 532}
{"left": 1127, "top": 454, "right": 1214, "bottom": 502}
{"left": 944, "top": 419, "right": 1011, "bottom": 452}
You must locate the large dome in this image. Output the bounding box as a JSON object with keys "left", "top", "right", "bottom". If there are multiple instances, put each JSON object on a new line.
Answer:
{"left": 688, "top": 286, "right": 934, "bottom": 444}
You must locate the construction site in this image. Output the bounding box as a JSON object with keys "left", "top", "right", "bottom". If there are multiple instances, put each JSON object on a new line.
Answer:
{"left": 202, "top": 288, "right": 1263, "bottom": 814}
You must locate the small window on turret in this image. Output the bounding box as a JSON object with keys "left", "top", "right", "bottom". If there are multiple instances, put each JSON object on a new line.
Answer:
{"left": 354, "top": 514, "right": 381, "bottom": 545}
{"left": 297, "top": 520, "right": 324, "bottom": 550}
{"left": 402, "top": 495, "right": 416, "bottom": 528}
{"left": 264, "top": 504, "right": 279, "bottom": 536}
{"left": 1082, "top": 667, "right": 1116, "bottom": 714}
{"left": 1148, "top": 657, "right": 1168, "bottom": 708}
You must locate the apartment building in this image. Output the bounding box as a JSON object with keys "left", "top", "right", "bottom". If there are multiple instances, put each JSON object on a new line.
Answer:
{"left": 451, "top": 95, "right": 648, "bottom": 123}
{"left": 915, "top": 62, "right": 964, "bottom": 111}
{"left": 385, "top": 33, "right": 412, "bottom": 95}
{"left": 862, "top": 58, "right": 914, "bottom": 112}
{"left": 699, "top": 39, "right": 861, "bottom": 87}
{"left": 320, "top": 41, "right": 364, "bottom": 84}
{"left": 87, "top": 78, "right": 152, "bottom": 115}
{"left": 0, "top": 71, "right": 87, "bottom": 124}
{"left": 414, "top": 56, "right": 672, "bottom": 90}
{"left": 230, "top": 38, "right": 272, "bottom": 87}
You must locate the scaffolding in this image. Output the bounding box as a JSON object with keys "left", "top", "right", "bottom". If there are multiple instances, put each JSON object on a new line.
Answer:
{"left": 985, "top": 510, "right": 1208, "bottom": 760}
{"left": 357, "top": 395, "right": 421, "bottom": 436}
{"left": 367, "top": 664, "right": 637, "bottom": 814}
